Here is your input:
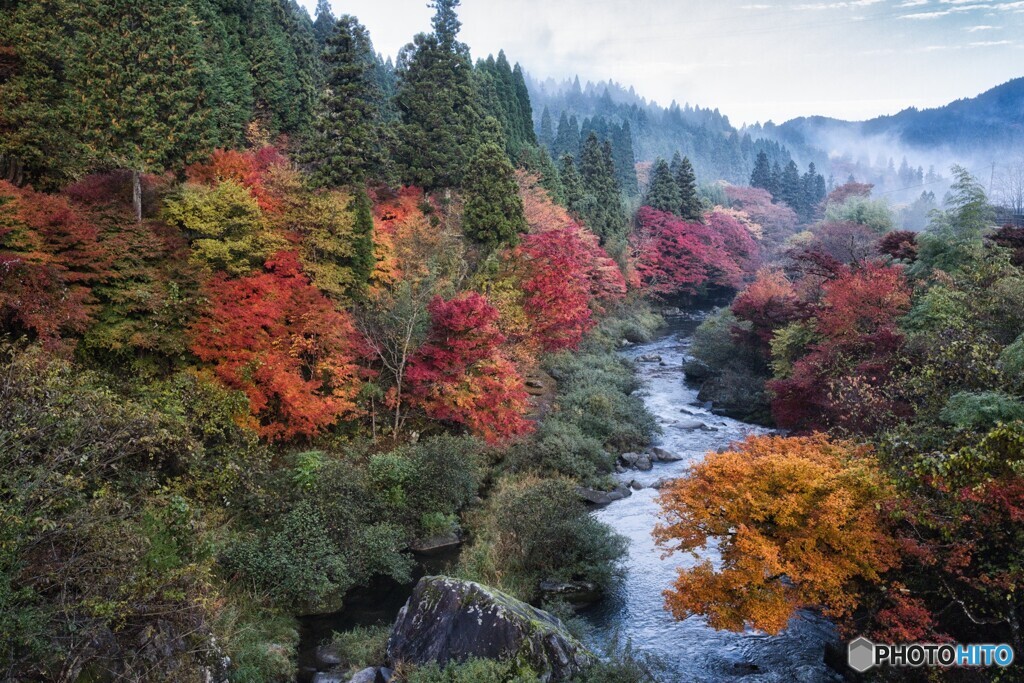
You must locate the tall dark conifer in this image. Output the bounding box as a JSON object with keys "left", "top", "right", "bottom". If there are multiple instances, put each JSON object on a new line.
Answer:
{"left": 312, "top": 14, "right": 386, "bottom": 187}
{"left": 560, "top": 153, "right": 585, "bottom": 215}
{"left": 644, "top": 159, "right": 681, "bottom": 215}
{"left": 611, "top": 121, "right": 639, "bottom": 197}
{"left": 675, "top": 155, "right": 702, "bottom": 221}
{"left": 553, "top": 112, "right": 580, "bottom": 160}
{"left": 312, "top": 0, "right": 336, "bottom": 48}
{"left": 779, "top": 160, "right": 802, "bottom": 210}
{"left": 539, "top": 106, "right": 555, "bottom": 152}
{"left": 463, "top": 141, "right": 527, "bottom": 246}
{"left": 578, "top": 132, "right": 625, "bottom": 243}
{"left": 750, "top": 150, "right": 772, "bottom": 193}
{"left": 70, "top": 0, "right": 217, "bottom": 218}
{"left": 394, "top": 0, "right": 481, "bottom": 188}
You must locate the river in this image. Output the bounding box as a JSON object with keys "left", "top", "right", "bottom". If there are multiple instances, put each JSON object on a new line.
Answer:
{"left": 580, "top": 312, "right": 842, "bottom": 682}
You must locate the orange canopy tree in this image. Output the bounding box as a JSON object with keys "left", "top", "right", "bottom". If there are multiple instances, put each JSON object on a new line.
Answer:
{"left": 655, "top": 434, "right": 899, "bottom": 634}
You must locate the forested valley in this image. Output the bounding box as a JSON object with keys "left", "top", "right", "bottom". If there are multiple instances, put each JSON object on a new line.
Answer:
{"left": 1, "top": 1, "right": 1023, "bottom": 682}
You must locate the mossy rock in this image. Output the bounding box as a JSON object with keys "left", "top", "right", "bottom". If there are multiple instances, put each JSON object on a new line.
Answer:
{"left": 386, "top": 576, "right": 594, "bottom": 682}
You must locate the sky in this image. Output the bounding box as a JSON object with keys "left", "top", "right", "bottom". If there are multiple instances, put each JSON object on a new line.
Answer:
{"left": 298, "top": 0, "right": 1024, "bottom": 126}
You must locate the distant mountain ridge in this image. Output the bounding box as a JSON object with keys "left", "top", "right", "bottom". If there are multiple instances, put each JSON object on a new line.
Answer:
{"left": 766, "top": 77, "right": 1024, "bottom": 155}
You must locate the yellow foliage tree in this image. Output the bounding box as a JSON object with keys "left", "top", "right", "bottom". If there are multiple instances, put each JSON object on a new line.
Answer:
{"left": 654, "top": 434, "right": 898, "bottom": 634}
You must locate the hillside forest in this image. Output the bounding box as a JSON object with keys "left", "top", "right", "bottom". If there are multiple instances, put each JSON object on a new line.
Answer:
{"left": 1, "top": 1, "right": 1024, "bottom": 682}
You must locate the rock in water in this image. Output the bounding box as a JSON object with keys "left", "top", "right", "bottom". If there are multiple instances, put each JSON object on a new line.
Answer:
{"left": 386, "top": 576, "right": 594, "bottom": 681}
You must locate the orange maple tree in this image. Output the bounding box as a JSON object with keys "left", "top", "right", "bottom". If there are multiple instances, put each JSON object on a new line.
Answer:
{"left": 190, "top": 250, "right": 366, "bottom": 441}
{"left": 655, "top": 434, "right": 899, "bottom": 634}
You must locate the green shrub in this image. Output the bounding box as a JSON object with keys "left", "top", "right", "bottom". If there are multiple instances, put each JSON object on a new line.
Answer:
{"left": 0, "top": 347, "right": 220, "bottom": 681}
{"left": 216, "top": 599, "right": 299, "bottom": 683}
{"left": 404, "top": 657, "right": 539, "bottom": 683}
{"left": 999, "top": 333, "right": 1024, "bottom": 379}
{"left": 544, "top": 350, "right": 657, "bottom": 454}
{"left": 330, "top": 624, "right": 391, "bottom": 673}
{"left": 458, "top": 475, "right": 627, "bottom": 601}
{"left": 503, "top": 417, "right": 612, "bottom": 484}
{"left": 940, "top": 391, "right": 1024, "bottom": 431}
{"left": 222, "top": 501, "right": 356, "bottom": 613}
{"left": 573, "top": 634, "right": 665, "bottom": 683}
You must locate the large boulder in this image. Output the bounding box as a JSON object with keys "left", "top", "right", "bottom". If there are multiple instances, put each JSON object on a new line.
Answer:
{"left": 576, "top": 485, "right": 631, "bottom": 505}
{"left": 386, "top": 576, "right": 594, "bottom": 681}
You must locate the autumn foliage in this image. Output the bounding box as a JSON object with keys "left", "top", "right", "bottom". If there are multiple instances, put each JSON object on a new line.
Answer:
{"left": 633, "top": 207, "right": 758, "bottom": 297}
{"left": 0, "top": 181, "right": 107, "bottom": 343}
{"left": 406, "top": 292, "right": 532, "bottom": 443}
{"left": 186, "top": 146, "right": 289, "bottom": 213}
{"left": 190, "top": 251, "right": 366, "bottom": 441}
{"left": 655, "top": 434, "right": 899, "bottom": 634}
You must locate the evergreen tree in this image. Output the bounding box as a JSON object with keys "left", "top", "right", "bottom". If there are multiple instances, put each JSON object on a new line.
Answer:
{"left": 462, "top": 142, "right": 527, "bottom": 246}
{"left": 312, "top": 14, "right": 386, "bottom": 187}
{"left": 578, "top": 132, "right": 626, "bottom": 243}
{"left": 539, "top": 106, "right": 555, "bottom": 152}
{"left": 770, "top": 161, "right": 783, "bottom": 199}
{"left": 394, "top": 0, "right": 482, "bottom": 188}
{"left": 312, "top": 0, "right": 336, "bottom": 48}
{"left": 553, "top": 112, "right": 580, "bottom": 160}
{"left": 778, "top": 160, "right": 802, "bottom": 211}
{"left": 644, "top": 159, "right": 681, "bottom": 215}
{"left": 247, "top": 0, "right": 320, "bottom": 133}
{"left": 800, "top": 162, "right": 826, "bottom": 219}
{"left": 69, "top": 0, "right": 218, "bottom": 219}
{"left": 675, "top": 155, "right": 702, "bottom": 221}
{"left": 750, "top": 151, "right": 772, "bottom": 193}
{"left": 474, "top": 52, "right": 535, "bottom": 158}
{"left": 191, "top": 0, "right": 256, "bottom": 149}
{"left": 0, "top": 0, "right": 85, "bottom": 187}
{"left": 611, "top": 121, "right": 639, "bottom": 197}
{"left": 529, "top": 147, "right": 565, "bottom": 206}
{"left": 560, "top": 153, "right": 585, "bottom": 215}
{"left": 512, "top": 63, "right": 536, "bottom": 148}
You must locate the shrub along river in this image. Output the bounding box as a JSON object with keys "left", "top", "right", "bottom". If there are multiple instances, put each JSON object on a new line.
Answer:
{"left": 299, "top": 312, "right": 842, "bottom": 682}
{"left": 580, "top": 311, "right": 842, "bottom": 682}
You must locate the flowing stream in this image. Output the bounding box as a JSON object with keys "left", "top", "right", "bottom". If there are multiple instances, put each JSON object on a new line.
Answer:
{"left": 580, "top": 313, "right": 842, "bottom": 682}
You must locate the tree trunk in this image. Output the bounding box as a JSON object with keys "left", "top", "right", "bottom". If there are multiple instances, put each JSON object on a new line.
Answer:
{"left": 132, "top": 169, "right": 142, "bottom": 223}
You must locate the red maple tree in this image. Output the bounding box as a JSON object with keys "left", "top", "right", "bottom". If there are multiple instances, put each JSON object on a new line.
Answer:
{"left": 406, "top": 292, "right": 532, "bottom": 443}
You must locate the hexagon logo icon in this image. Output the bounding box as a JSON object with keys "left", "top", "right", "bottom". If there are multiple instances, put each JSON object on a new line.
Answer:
{"left": 848, "top": 636, "right": 876, "bottom": 672}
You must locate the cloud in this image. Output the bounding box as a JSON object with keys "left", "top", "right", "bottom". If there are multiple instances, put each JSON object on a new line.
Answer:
{"left": 966, "top": 23, "right": 1000, "bottom": 29}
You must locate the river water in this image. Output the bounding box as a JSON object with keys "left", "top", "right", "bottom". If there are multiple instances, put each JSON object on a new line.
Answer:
{"left": 580, "top": 313, "right": 843, "bottom": 683}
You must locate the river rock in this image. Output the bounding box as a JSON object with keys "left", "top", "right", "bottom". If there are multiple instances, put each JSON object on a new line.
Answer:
{"left": 312, "top": 673, "right": 345, "bottom": 683}
{"left": 635, "top": 455, "right": 653, "bottom": 471}
{"left": 682, "top": 359, "right": 714, "bottom": 383}
{"left": 576, "top": 485, "right": 631, "bottom": 505}
{"left": 538, "top": 579, "right": 601, "bottom": 604}
{"left": 315, "top": 644, "right": 342, "bottom": 668}
{"left": 650, "top": 447, "right": 682, "bottom": 462}
{"left": 637, "top": 354, "right": 662, "bottom": 363}
{"left": 347, "top": 668, "right": 386, "bottom": 683}
{"left": 619, "top": 452, "right": 642, "bottom": 466}
{"left": 651, "top": 477, "right": 673, "bottom": 489}
{"left": 629, "top": 479, "right": 643, "bottom": 491}
{"left": 386, "top": 576, "right": 594, "bottom": 681}
{"left": 410, "top": 531, "right": 462, "bottom": 555}
{"left": 677, "top": 418, "right": 717, "bottom": 431}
